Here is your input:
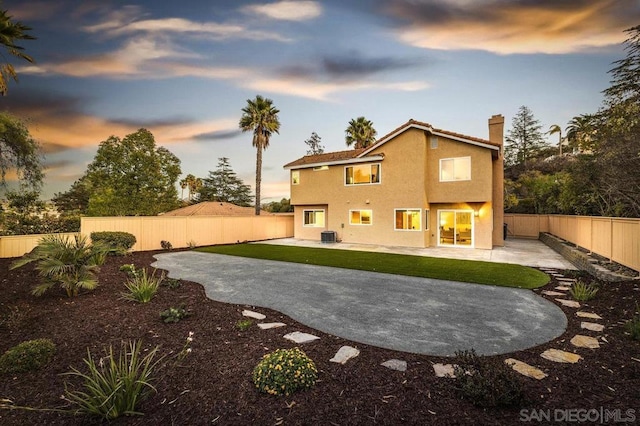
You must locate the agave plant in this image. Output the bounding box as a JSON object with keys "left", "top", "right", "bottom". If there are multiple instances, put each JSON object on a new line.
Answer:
{"left": 10, "top": 234, "right": 108, "bottom": 297}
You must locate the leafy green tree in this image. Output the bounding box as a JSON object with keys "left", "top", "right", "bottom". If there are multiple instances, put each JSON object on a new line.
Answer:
{"left": 0, "top": 112, "right": 43, "bottom": 189}
{"left": 52, "top": 177, "right": 91, "bottom": 216}
{"left": 197, "top": 157, "right": 253, "bottom": 206}
{"left": 263, "top": 198, "right": 293, "bottom": 213}
{"left": 304, "top": 132, "right": 324, "bottom": 155}
{"left": 0, "top": 8, "right": 35, "bottom": 95}
{"left": 84, "top": 129, "right": 181, "bottom": 216}
{"left": 239, "top": 95, "right": 280, "bottom": 215}
{"left": 345, "top": 117, "right": 377, "bottom": 149}
{"left": 504, "top": 106, "right": 548, "bottom": 168}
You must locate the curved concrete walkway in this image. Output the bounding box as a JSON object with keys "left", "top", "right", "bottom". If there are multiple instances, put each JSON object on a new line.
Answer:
{"left": 152, "top": 252, "right": 567, "bottom": 356}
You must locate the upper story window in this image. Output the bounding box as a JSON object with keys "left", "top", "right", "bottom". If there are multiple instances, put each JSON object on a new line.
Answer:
{"left": 440, "top": 157, "right": 471, "bottom": 182}
{"left": 350, "top": 210, "right": 372, "bottom": 225}
{"left": 291, "top": 170, "right": 300, "bottom": 185}
{"left": 303, "top": 209, "right": 325, "bottom": 227}
{"left": 345, "top": 164, "right": 380, "bottom": 185}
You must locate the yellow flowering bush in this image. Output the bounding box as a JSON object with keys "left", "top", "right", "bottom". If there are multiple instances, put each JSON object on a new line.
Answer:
{"left": 252, "top": 347, "right": 318, "bottom": 396}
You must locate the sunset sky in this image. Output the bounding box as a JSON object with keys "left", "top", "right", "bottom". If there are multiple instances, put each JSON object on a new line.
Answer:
{"left": 3, "top": 0, "right": 638, "bottom": 202}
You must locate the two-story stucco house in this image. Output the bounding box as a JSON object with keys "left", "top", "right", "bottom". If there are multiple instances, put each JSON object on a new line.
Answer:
{"left": 283, "top": 115, "right": 505, "bottom": 249}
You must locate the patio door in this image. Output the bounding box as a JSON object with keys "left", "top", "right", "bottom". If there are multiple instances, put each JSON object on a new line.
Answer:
{"left": 438, "top": 210, "right": 473, "bottom": 247}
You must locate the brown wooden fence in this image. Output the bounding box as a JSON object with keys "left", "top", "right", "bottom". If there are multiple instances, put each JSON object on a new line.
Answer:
{"left": 0, "top": 214, "right": 294, "bottom": 258}
{"left": 504, "top": 214, "right": 639, "bottom": 273}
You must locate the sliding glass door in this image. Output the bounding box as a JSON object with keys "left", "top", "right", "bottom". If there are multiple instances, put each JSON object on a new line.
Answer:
{"left": 438, "top": 210, "right": 473, "bottom": 247}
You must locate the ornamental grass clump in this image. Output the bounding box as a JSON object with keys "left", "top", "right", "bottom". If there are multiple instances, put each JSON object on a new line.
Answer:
{"left": 122, "top": 268, "right": 164, "bottom": 303}
{"left": 63, "top": 340, "right": 161, "bottom": 420}
{"left": 570, "top": 280, "right": 599, "bottom": 302}
{"left": 0, "top": 338, "right": 56, "bottom": 374}
{"left": 253, "top": 347, "right": 318, "bottom": 396}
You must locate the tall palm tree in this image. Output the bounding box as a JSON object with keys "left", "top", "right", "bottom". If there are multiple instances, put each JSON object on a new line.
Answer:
{"left": 179, "top": 177, "right": 188, "bottom": 200}
{"left": 547, "top": 124, "right": 563, "bottom": 155}
{"left": 0, "top": 8, "right": 36, "bottom": 95}
{"left": 239, "top": 95, "right": 280, "bottom": 215}
{"left": 188, "top": 176, "right": 202, "bottom": 201}
{"left": 345, "top": 117, "right": 377, "bottom": 149}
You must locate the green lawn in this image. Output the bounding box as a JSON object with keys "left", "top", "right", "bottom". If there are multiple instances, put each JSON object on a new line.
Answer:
{"left": 196, "top": 244, "right": 549, "bottom": 289}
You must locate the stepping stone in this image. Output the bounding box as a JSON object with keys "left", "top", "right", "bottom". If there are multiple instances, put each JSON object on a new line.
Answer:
{"left": 283, "top": 331, "right": 320, "bottom": 344}
{"left": 330, "top": 346, "right": 360, "bottom": 364}
{"left": 504, "top": 358, "right": 547, "bottom": 380}
{"left": 433, "top": 363, "right": 456, "bottom": 378}
{"left": 257, "top": 322, "right": 286, "bottom": 330}
{"left": 542, "top": 290, "right": 565, "bottom": 296}
{"left": 381, "top": 359, "right": 407, "bottom": 372}
{"left": 541, "top": 349, "right": 582, "bottom": 364}
{"left": 242, "top": 309, "right": 266, "bottom": 320}
{"left": 577, "top": 311, "right": 602, "bottom": 320}
{"left": 571, "top": 334, "right": 600, "bottom": 349}
{"left": 580, "top": 322, "right": 604, "bottom": 332}
{"left": 555, "top": 299, "right": 581, "bottom": 308}
{"left": 557, "top": 277, "right": 577, "bottom": 282}
{"left": 555, "top": 286, "right": 571, "bottom": 291}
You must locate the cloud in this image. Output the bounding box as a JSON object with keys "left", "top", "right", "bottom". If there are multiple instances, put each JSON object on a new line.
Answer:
{"left": 192, "top": 130, "right": 242, "bottom": 141}
{"left": 282, "top": 53, "right": 423, "bottom": 81}
{"left": 243, "top": 1, "right": 322, "bottom": 21}
{"left": 386, "top": 0, "right": 638, "bottom": 54}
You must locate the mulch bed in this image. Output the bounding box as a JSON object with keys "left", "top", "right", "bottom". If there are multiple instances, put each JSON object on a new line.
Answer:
{"left": 0, "top": 250, "right": 638, "bottom": 425}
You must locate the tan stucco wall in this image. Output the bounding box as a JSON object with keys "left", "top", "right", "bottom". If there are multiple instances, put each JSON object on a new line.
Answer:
{"left": 290, "top": 127, "right": 499, "bottom": 249}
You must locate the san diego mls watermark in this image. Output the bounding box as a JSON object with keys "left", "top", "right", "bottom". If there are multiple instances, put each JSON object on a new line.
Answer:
{"left": 520, "top": 408, "right": 636, "bottom": 423}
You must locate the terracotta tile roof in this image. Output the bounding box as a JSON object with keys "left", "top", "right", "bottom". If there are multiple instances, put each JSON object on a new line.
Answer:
{"left": 284, "top": 119, "right": 499, "bottom": 169}
{"left": 162, "top": 201, "right": 269, "bottom": 216}
{"left": 283, "top": 148, "right": 366, "bottom": 168}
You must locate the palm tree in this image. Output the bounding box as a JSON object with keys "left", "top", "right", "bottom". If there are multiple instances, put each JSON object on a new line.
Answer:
{"left": 188, "top": 176, "right": 202, "bottom": 201}
{"left": 239, "top": 95, "right": 280, "bottom": 215}
{"left": 345, "top": 117, "right": 377, "bottom": 149}
{"left": 0, "top": 8, "right": 36, "bottom": 95}
{"left": 547, "top": 124, "right": 563, "bottom": 155}
{"left": 566, "top": 114, "right": 596, "bottom": 153}
{"left": 179, "top": 177, "right": 188, "bottom": 200}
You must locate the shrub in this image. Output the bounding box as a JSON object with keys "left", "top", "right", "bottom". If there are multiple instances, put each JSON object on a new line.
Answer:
{"left": 162, "top": 277, "right": 181, "bottom": 289}
{"left": 91, "top": 231, "right": 137, "bottom": 255}
{"left": 122, "top": 268, "right": 164, "bottom": 303}
{"left": 0, "top": 338, "right": 56, "bottom": 374}
{"left": 160, "top": 240, "right": 173, "bottom": 250}
{"left": 160, "top": 306, "right": 190, "bottom": 323}
{"left": 253, "top": 347, "right": 318, "bottom": 396}
{"left": 570, "top": 280, "right": 599, "bottom": 301}
{"left": 627, "top": 316, "right": 640, "bottom": 341}
{"left": 10, "top": 234, "right": 108, "bottom": 297}
{"left": 119, "top": 263, "right": 137, "bottom": 277}
{"left": 453, "top": 349, "right": 524, "bottom": 407}
{"left": 236, "top": 319, "right": 252, "bottom": 331}
{"left": 63, "top": 340, "right": 161, "bottom": 420}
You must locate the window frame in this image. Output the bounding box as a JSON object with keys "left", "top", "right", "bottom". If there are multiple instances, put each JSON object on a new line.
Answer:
{"left": 349, "top": 209, "right": 373, "bottom": 226}
{"left": 344, "top": 163, "right": 381, "bottom": 186}
{"left": 439, "top": 156, "right": 471, "bottom": 182}
{"left": 303, "top": 209, "right": 325, "bottom": 227}
{"left": 394, "top": 208, "right": 422, "bottom": 231}
{"left": 425, "top": 209, "right": 430, "bottom": 230}
{"left": 291, "top": 170, "right": 300, "bottom": 185}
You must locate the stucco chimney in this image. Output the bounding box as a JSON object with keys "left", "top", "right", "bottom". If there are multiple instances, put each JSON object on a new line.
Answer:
{"left": 488, "top": 114, "right": 504, "bottom": 146}
{"left": 489, "top": 114, "right": 505, "bottom": 247}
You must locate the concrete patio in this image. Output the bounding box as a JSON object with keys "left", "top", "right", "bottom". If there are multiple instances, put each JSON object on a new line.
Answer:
{"left": 258, "top": 237, "right": 577, "bottom": 270}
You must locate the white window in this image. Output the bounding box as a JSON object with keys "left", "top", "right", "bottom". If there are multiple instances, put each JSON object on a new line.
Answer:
{"left": 395, "top": 209, "right": 421, "bottom": 231}
{"left": 291, "top": 170, "right": 300, "bottom": 185}
{"left": 440, "top": 157, "right": 471, "bottom": 182}
{"left": 303, "top": 209, "right": 325, "bottom": 227}
{"left": 349, "top": 210, "right": 372, "bottom": 225}
{"left": 345, "top": 164, "right": 381, "bottom": 185}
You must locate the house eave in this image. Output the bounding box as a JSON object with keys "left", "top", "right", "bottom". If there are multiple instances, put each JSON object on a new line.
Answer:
{"left": 284, "top": 155, "right": 385, "bottom": 170}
